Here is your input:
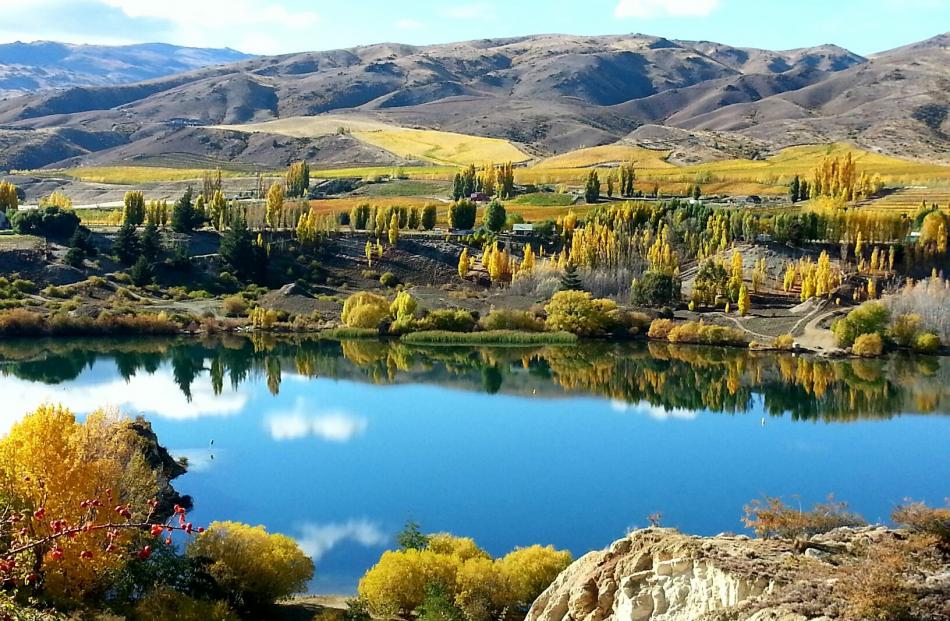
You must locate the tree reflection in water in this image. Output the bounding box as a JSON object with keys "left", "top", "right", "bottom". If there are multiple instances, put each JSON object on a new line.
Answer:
{"left": 1, "top": 336, "right": 947, "bottom": 422}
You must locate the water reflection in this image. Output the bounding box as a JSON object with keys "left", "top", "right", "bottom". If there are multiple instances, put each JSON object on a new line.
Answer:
{"left": 1, "top": 336, "right": 947, "bottom": 423}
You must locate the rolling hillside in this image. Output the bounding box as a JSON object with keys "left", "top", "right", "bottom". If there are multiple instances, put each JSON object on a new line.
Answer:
{"left": 0, "top": 32, "right": 946, "bottom": 170}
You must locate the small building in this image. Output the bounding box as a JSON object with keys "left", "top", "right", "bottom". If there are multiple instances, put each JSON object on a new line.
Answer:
{"left": 512, "top": 223, "right": 535, "bottom": 236}
{"left": 470, "top": 192, "right": 491, "bottom": 203}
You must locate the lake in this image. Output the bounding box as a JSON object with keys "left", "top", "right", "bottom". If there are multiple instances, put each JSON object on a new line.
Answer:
{"left": 1, "top": 336, "right": 948, "bottom": 594}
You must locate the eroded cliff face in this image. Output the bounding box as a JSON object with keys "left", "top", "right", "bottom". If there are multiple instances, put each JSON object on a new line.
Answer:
{"left": 526, "top": 527, "right": 948, "bottom": 621}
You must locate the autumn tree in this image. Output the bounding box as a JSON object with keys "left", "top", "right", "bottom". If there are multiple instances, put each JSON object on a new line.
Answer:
{"left": 497, "top": 162, "right": 515, "bottom": 199}
{"left": 388, "top": 213, "right": 400, "bottom": 246}
{"left": 738, "top": 283, "right": 750, "bottom": 316}
{"left": 0, "top": 405, "right": 168, "bottom": 599}
{"left": 285, "top": 161, "right": 310, "bottom": 198}
{"left": 265, "top": 183, "right": 284, "bottom": 231}
{"left": 187, "top": 521, "right": 313, "bottom": 610}
{"left": 122, "top": 191, "right": 146, "bottom": 226}
{"left": 458, "top": 248, "right": 471, "bottom": 279}
{"left": 0, "top": 180, "right": 18, "bottom": 213}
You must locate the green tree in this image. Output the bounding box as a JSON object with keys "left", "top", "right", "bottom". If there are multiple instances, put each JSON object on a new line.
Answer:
{"left": 421, "top": 204, "right": 438, "bottom": 230}
{"left": 113, "top": 221, "right": 140, "bottom": 265}
{"left": 483, "top": 199, "right": 506, "bottom": 232}
{"left": 789, "top": 175, "right": 801, "bottom": 203}
{"left": 448, "top": 200, "right": 476, "bottom": 230}
{"left": 560, "top": 263, "right": 584, "bottom": 291}
{"left": 630, "top": 271, "right": 680, "bottom": 306}
{"left": 584, "top": 171, "right": 600, "bottom": 204}
{"left": 171, "top": 186, "right": 200, "bottom": 234}
{"left": 219, "top": 216, "right": 257, "bottom": 281}
{"left": 692, "top": 184, "right": 702, "bottom": 200}
{"left": 398, "top": 521, "right": 430, "bottom": 551}
{"left": 140, "top": 221, "right": 161, "bottom": 262}
{"left": 130, "top": 255, "right": 153, "bottom": 286}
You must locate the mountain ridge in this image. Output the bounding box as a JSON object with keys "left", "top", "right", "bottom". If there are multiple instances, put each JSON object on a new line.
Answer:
{"left": 0, "top": 32, "right": 946, "bottom": 170}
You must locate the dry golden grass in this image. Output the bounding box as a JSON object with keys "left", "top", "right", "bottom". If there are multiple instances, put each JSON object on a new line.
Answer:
{"left": 211, "top": 114, "right": 393, "bottom": 137}
{"left": 534, "top": 144, "right": 674, "bottom": 169}
{"left": 859, "top": 186, "right": 950, "bottom": 213}
{"left": 30, "top": 166, "right": 249, "bottom": 184}
{"left": 353, "top": 129, "right": 531, "bottom": 166}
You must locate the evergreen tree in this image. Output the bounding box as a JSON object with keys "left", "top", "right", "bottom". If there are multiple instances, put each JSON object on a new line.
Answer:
{"left": 789, "top": 175, "right": 801, "bottom": 203}
{"left": 448, "top": 200, "right": 477, "bottom": 230}
{"left": 130, "top": 255, "right": 153, "bottom": 286}
{"left": 560, "top": 263, "right": 584, "bottom": 291}
{"left": 584, "top": 171, "right": 600, "bottom": 204}
{"left": 452, "top": 173, "right": 465, "bottom": 201}
{"left": 483, "top": 199, "right": 507, "bottom": 232}
{"left": 140, "top": 221, "right": 161, "bottom": 262}
{"left": 421, "top": 204, "right": 437, "bottom": 230}
{"left": 219, "top": 216, "right": 257, "bottom": 281}
{"left": 692, "top": 184, "right": 702, "bottom": 200}
{"left": 113, "top": 221, "right": 140, "bottom": 265}
{"left": 171, "top": 186, "right": 199, "bottom": 234}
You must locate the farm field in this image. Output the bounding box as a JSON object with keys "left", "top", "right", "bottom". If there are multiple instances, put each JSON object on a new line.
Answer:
{"left": 352, "top": 128, "right": 531, "bottom": 166}
{"left": 534, "top": 144, "right": 674, "bottom": 169}
{"left": 859, "top": 186, "right": 950, "bottom": 213}
{"left": 23, "top": 166, "right": 252, "bottom": 185}
{"left": 211, "top": 114, "right": 393, "bottom": 137}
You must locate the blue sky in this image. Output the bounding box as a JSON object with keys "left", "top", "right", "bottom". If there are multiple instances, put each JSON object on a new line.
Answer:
{"left": 1, "top": 0, "right": 947, "bottom": 56}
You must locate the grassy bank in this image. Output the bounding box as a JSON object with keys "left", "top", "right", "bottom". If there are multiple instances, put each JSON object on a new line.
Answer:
{"left": 319, "top": 327, "right": 382, "bottom": 340}
{"left": 400, "top": 330, "right": 578, "bottom": 346}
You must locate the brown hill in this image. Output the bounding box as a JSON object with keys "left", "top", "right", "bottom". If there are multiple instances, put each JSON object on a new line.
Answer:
{"left": 0, "top": 32, "right": 946, "bottom": 169}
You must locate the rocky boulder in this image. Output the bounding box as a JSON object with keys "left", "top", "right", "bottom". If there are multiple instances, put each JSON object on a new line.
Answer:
{"left": 526, "top": 527, "right": 948, "bottom": 621}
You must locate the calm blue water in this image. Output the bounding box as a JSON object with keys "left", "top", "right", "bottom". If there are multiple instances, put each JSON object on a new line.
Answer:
{"left": 1, "top": 337, "right": 948, "bottom": 593}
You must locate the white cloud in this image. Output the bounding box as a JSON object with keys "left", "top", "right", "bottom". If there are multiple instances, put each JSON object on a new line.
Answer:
{"left": 101, "top": 0, "right": 319, "bottom": 28}
{"left": 0, "top": 371, "right": 247, "bottom": 435}
{"left": 615, "top": 0, "right": 720, "bottom": 18}
{"left": 295, "top": 519, "right": 388, "bottom": 561}
{"left": 610, "top": 399, "right": 697, "bottom": 421}
{"left": 441, "top": 3, "right": 495, "bottom": 19}
{"left": 395, "top": 18, "right": 424, "bottom": 30}
{"left": 266, "top": 400, "right": 368, "bottom": 442}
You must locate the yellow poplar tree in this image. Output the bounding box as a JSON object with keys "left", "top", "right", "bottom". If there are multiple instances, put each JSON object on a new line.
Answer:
{"left": 738, "top": 283, "right": 750, "bottom": 316}
{"left": 458, "top": 248, "right": 470, "bottom": 279}
{"left": 265, "top": 182, "right": 284, "bottom": 231}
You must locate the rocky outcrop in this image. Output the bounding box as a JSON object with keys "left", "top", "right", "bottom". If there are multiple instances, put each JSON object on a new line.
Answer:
{"left": 526, "top": 528, "right": 948, "bottom": 621}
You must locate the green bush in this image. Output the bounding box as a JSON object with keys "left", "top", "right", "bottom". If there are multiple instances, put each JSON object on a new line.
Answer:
{"left": 11, "top": 206, "right": 80, "bottom": 238}
{"left": 221, "top": 296, "right": 248, "bottom": 317}
{"left": 380, "top": 272, "right": 399, "bottom": 287}
{"left": 853, "top": 332, "right": 884, "bottom": 357}
{"left": 630, "top": 272, "right": 681, "bottom": 307}
{"left": 913, "top": 332, "right": 941, "bottom": 354}
{"left": 833, "top": 302, "right": 890, "bottom": 347}
{"left": 448, "top": 200, "right": 477, "bottom": 230}
{"left": 479, "top": 310, "right": 545, "bottom": 332}
{"left": 418, "top": 309, "right": 477, "bottom": 332}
